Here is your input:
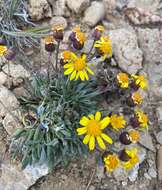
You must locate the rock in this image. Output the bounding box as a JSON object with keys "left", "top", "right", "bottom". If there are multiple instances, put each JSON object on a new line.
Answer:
{"left": 127, "top": 0, "right": 160, "bottom": 12}
{"left": 0, "top": 72, "right": 7, "bottom": 85}
{"left": 155, "top": 131, "right": 162, "bottom": 145}
{"left": 113, "top": 167, "right": 128, "bottom": 182}
{"left": 83, "top": 1, "right": 105, "bottom": 27}
{"left": 0, "top": 162, "right": 48, "bottom": 190}
{"left": 2, "top": 110, "right": 22, "bottom": 135}
{"left": 109, "top": 29, "right": 143, "bottom": 74}
{"left": 13, "top": 87, "right": 31, "bottom": 98}
{"left": 66, "top": 0, "right": 90, "bottom": 14}
{"left": 51, "top": 0, "right": 69, "bottom": 17}
{"left": 156, "top": 106, "right": 162, "bottom": 123}
{"left": 148, "top": 167, "right": 157, "bottom": 178}
{"left": 137, "top": 28, "right": 162, "bottom": 65}
{"left": 28, "top": 0, "right": 52, "bottom": 21}
{"left": 157, "top": 146, "right": 162, "bottom": 180}
{"left": 89, "top": 185, "right": 96, "bottom": 190}
{"left": 96, "top": 165, "right": 105, "bottom": 180}
{"left": 139, "top": 132, "right": 155, "bottom": 152}
{"left": 49, "top": 16, "right": 67, "bottom": 29}
{"left": 2, "top": 64, "right": 30, "bottom": 80}
{"left": 0, "top": 85, "right": 19, "bottom": 117}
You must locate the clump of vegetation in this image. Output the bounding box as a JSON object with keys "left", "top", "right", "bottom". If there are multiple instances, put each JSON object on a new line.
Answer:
{"left": 1, "top": 22, "right": 149, "bottom": 173}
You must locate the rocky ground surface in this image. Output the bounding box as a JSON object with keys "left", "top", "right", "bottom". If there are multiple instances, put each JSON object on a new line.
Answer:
{"left": 0, "top": 0, "right": 162, "bottom": 189}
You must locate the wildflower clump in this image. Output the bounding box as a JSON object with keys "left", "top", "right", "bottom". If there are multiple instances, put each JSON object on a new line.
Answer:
{"left": 11, "top": 24, "right": 149, "bottom": 175}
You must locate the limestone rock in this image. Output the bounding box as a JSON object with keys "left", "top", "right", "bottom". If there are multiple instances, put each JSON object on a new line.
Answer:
{"left": 157, "top": 146, "right": 162, "bottom": 180}
{"left": 156, "top": 106, "right": 162, "bottom": 124}
{"left": 2, "top": 64, "right": 30, "bottom": 80}
{"left": 28, "top": 0, "right": 52, "bottom": 21}
{"left": 0, "top": 72, "right": 7, "bottom": 85}
{"left": 13, "top": 87, "right": 31, "bottom": 98}
{"left": 109, "top": 28, "right": 143, "bottom": 74}
{"left": 0, "top": 162, "right": 48, "bottom": 190}
{"left": 113, "top": 167, "right": 128, "bottom": 182}
{"left": 2, "top": 110, "right": 22, "bottom": 135}
{"left": 155, "top": 131, "right": 162, "bottom": 145}
{"left": 83, "top": 1, "right": 105, "bottom": 27}
{"left": 66, "top": 0, "right": 90, "bottom": 14}
{"left": 139, "top": 132, "right": 155, "bottom": 152}
{"left": 49, "top": 16, "right": 67, "bottom": 29}
{"left": 0, "top": 85, "right": 19, "bottom": 117}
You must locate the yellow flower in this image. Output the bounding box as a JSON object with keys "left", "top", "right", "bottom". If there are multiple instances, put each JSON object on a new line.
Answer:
{"left": 44, "top": 36, "right": 54, "bottom": 44}
{"left": 117, "top": 73, "right": 129, "bottom": 88}
{"left": 77, "top": 112, "right": 113, "bottom": 151}
{"left": 110, "top": 114, "right": 126, "bottom": 130}
{"left": 0, "top": 45, "right": 7, "bottom": 56}
{"left": 132, "top": 75, "right": 147, "bottom": 89}
{"left": 61, "top": 50, "right": 72, "bottom": 62}
{"left": 122, "top": 148, "right": 139, "bottom": 170}
{"left": 135, "top": 109, "right": 148, "bottom": 129}
{"left": 75, "top": 31, "right": 86, "bottom": 44}
{"left": 104, "top": 154, "right": 120, "bottom": 172}
{"left": 95, "top": 25, "right": 104, "bottom": 32}
{"left": 131, "top": 92, "right": 142, "bottom": 105}
{"left": 129, "top": 130, "right": 140, "bottom": 142}
{"left": 94, "top": 36, "right": 112, "bottom": 60}
{"left": 63, "top": 53, "right": 94, "bottom": 81}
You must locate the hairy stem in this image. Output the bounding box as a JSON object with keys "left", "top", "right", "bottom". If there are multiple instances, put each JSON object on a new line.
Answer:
{"left": 55, "top": 41, "right": 60, "bottom": 71}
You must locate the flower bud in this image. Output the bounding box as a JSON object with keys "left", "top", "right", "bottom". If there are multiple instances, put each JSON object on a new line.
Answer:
{"left": 118, "top": 149, "right": 131, "bottom": 162}
{"left": 44, "top": 36, "right": 55, "bottom": 52}
{"left": 52, "top": 24, "right": 64, "bottom": 42}
{"left": 119, "top": 132, "right": 132, "bottom": 145}
{"left": 127, "top": 92, "right": 142, "bottom": 106}
{"left": 4, "top": 48, "right": 16, "bottom": 60}
{"left": 92, "top": 25, "right": 104, "bottom": 40}
{"left": 130, "top": 80, "right": 139, "bottom": 90}
{"left": 72, "top": 39, "right": 84, "bottom": 50}
{"left": 69, "top": 26, "right": 81, "bottom": 42}
{"left": 130, "top": 116, "right": 140, "bottom": 128}
{"left": 0, "top": 38, "right": 6, "bottom": 45}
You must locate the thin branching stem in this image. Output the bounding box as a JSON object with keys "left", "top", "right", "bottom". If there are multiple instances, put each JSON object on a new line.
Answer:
{"left": 55, "top": 41, "right": 60, "bottom": 71}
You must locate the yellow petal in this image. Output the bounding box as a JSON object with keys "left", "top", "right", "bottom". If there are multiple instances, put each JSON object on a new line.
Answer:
{"left": 83, "top": 70, "right": 89, "bottom": 80}
{"left": 89, "top": 136, "right": 95, "bottom": 151}
{"left": 101, "top": 133, "right": 113, "bottom": 144}
{"left": 80, "top": 116, "right": 89, "bottom": 126}
{"left": 82, "top": 54, "right": 86, "bottom": 61}
{"left": 77, "top": 127, "right": 87, "bottom": 135}
{"left": 63, "top": 63, "right": 73, "bottom": 68}
{"left": 83, "top": 134, "right": 90, "bottom": 144}
{"left": 86, "top": 67, "right": 94, "bottom": 75}
{"left": 100, "top": 117, "right": 110, "bottom": 129}
{"left": 71, "top": 52, "right": 77, "bottom": 60}
{"left": 95, "top": 112, "right": 101, "bottom": 121}
{"left": 79, "top": 71, "right": 85, "bottom": 81}
{"left": 88, "top": 114, "right": 94, "bottom": 120}
{"left": 64, "top": 67, "right": 74, "bottom": 75}
{"left": 97, "top": 136, "right": 106, "bottom": 150}
{"left": 70, "top": 70, "right": 77, "bottom": 80}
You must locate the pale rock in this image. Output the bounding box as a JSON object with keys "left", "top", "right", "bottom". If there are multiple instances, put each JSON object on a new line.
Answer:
{"left": 127, "top": 0, "right": 160, "bottom": 12}
{"left": 0, "top": 72, "right": 7, "bottom": 85}
{"left": 52, "top": 0, "right": 68, "bottom": 16}
{"left": 13, "top": 87, "right": 31, "bottom": 98}
{"left": 3, "top": 110, "right": 22, "bottom": 135}
{"left": 139, "top": 132, "right": 155, "bottom": 152}
{"left": 0, "top": 162, "right": 48, "bottom": 190}
{"left": 2, "top": 64, "right": 30, "bottom": 81}
{"left": 155, "top": 131, "right": 162, "bottom": 145}
{"left": 157, "top": 146, "right": 162, "bottom": 180}
{"left": 156, "top": 106, "right": 162, "bottom": 123}
{"left": 113, "top": 167, "right": 128, "bottom": 182}
{"left": 66, "top": 0, "right": 90, "bottom": 14}
{"left": 148, "top": 167, "right": 157, "bottom": 178}
{"left": 0, "top": 85, "right": 19, "bottom": 117}
{"left": 96, "top": 165, "right": 105, "bottom": 180}
{"left": 49, "top": 16, "right": 67, "bottom": 29}
{"left": 109, "top": 28, "right": 143, "bottom": 74}
{"left": 28, "top": 0, "right": 52, "bottom": 21}
{"left": 83, "top": 1, "right": 105, "bottom": 27}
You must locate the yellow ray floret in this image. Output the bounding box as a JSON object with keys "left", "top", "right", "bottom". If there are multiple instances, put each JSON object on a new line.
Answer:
{"left": 122, "top": 148, "right": 139, "bottom": 170}
{"left": 0, "top": 45, "right": 7, "bottom": 56}
{"left": 63, "top": 53, "right": 94, "bottom": 81}
{"left": 110, "top": 114, "right": 126, "bottom": 130}
{"left": 117, "top": 73, "right": 129, "bottom": 88}
{"left": 132, "top": 92, "right": 142, "bottom": 105}
{"left": 77, "top": 112, "right": 113, "bottom": 151}
{"left": 104, "top": 154, "right": 120, "bottom": 172}
{"left": 135, "top": 109, "right": 148, "bottom": 129}
{"left": 94, "top": 36, "right": 112, "bottom": 60}
{"left": 132, "top": 75, "right": 148, "bottom": 89}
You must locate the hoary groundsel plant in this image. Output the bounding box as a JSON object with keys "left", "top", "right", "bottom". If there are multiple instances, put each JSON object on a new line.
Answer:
{"left": 1, "top": 23, "right": 149, "bottom": 172}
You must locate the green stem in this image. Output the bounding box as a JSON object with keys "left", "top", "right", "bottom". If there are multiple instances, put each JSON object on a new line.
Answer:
{"left": 87, "top": 39, "right": 95, "bottom": 61}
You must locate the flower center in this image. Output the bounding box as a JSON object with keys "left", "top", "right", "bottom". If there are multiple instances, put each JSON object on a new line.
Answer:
{"left": 87, "top": 120, "right": 101, "bottom": 137}
{"left": 0, "top": 45, "right": 7, "bottom": 56}
{"left": 62, "top": 51, "right": 71, "bottom": 61}
{"left": 74, "top": 58, "right": 86, "bottom": 71}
